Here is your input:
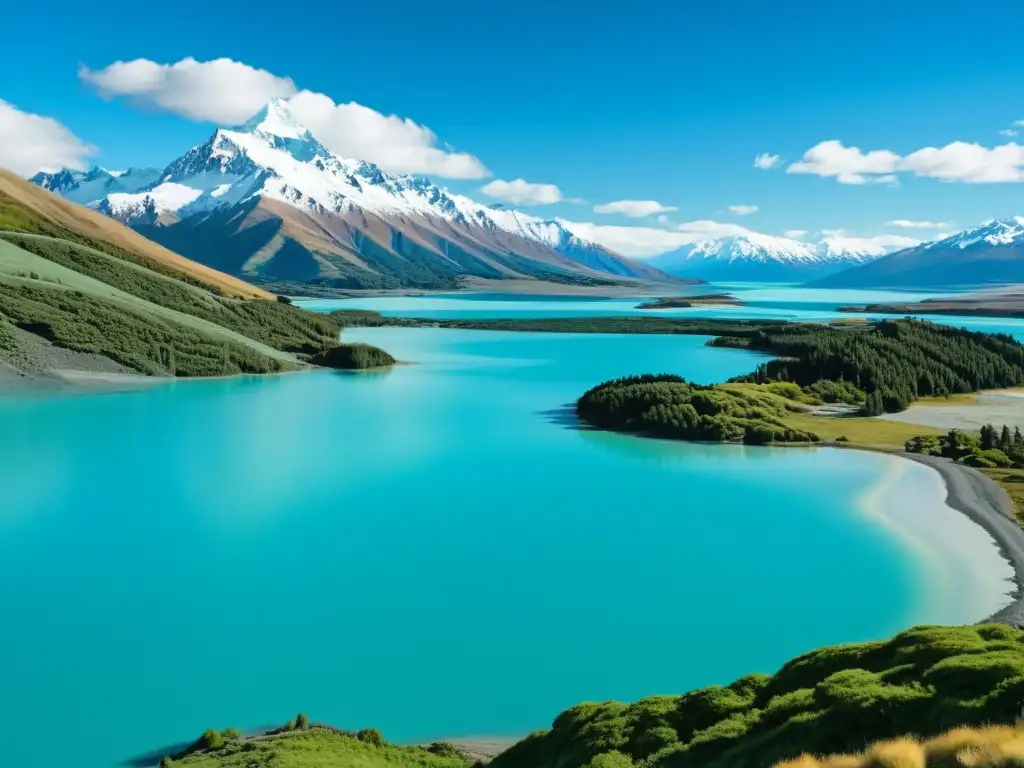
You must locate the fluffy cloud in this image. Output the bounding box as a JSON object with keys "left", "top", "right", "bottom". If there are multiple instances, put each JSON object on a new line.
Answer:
{"left": 0, "top": 99, "right": 96, "bottom": 176}
{"left": 899, "top": 142, "right": 1024, "bottom": 183}
{"left": 788, "top": 138, "right": 1024, "bottom": 184}
{"left": 592, "top": 200, "right": 678, "bottom": 218}
{"left": 80, "top": 58, "right": 296, "bottom": 124}
{"left": 479, "top": 178, "right": 562, "bottom": 206}
{"left": 286, "top": 90, "right": 488, "bottom": 179}
{"left": 822, "top": 233, "right": 920, "bottom": 252}
{"left": 784, "top": 229, "right": 808, "bottom": 239}
{"left": 728, "top": 204, "right": 758, "bottom": 215}
{"left": 888, "top": 219, "right": 951, "bottom": 229}
{"left": 753, "top": 153, "right": 781, "bottom": 170}
{"left": 787, "top": 140, "right": 900, "bottom": 184}
{"left": 80, "top": 57, "right": 489, "bottom": 179}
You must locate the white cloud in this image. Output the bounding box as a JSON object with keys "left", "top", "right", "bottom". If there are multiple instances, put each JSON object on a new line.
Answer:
{"left": 0, "top": 99, "right": 96, "bottom": 176}
{"left": 479, "top": 178, "right": 562, "bottom": 206}
{"left": 559, "top": 219, "right": 756, "bottom": 257}
{"left": 999, "top": 129, "right": 1018, "bottom": 138}
{"left": 728, "top": 204, "right": 758, "bottom": 215}
{"left": 788, "top": 138, "right": 1024, "bottom": 184}
{"left": 823, "top": 233, "right": 920, "bottom": 252}
{"left": 753, "top": 153, "right": 781, "bottom": 170}
{"left": 593, "top": 200, "right": 678, "bottom": 218}
{"left": 784, "top": 229, "right": 808, "bottom": 239}
{"left": 80, "top": 58, "right": 296, "bottom": 124}
{"left": 887, "top": 219, "right": 951, "bottom": 229}
{"left": 1016, "top": 120, "right": 1024, "bottom": 127}
{"left": 80, "top": 57, "right": 489, "bottom": 179}
{"left": 675, "top": 220, "right": 756, "bottom": 238}
{"left": 787, "top": 140, "right": 900, "bottom": 184}
{"left": 899, "top": 142, "right": 1024, "bottom": 183}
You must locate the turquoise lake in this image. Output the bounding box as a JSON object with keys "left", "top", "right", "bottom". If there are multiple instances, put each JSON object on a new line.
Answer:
{"left": 0, "top": 287, "right": 1019, "bottom": 767}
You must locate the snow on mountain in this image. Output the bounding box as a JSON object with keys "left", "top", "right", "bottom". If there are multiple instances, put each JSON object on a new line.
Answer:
{"left": 647, "top": 233, "right": 885, "bottom": 281}
{"left": 29, "top": 166, "right": 162, "bottom": 206}
{"left": 813, "top": 217, "right": 1024, "bottom": 288}
{"left": 45, "top": 99, "right": 664, "bottom": 287}
{"left": 927, "top": 217, "right": 1024, "bottom": 250}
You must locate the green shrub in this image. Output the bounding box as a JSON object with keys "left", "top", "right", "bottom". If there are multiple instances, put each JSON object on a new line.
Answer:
{"left": 428, "top": 742, "right": 471, "bottom": 759}
{"left": 198, "top": 729, "right": 224, "bottom": 751}
{"left": 310, "top": 343, "right": 396, "bottom": 370}
{"left": 295, "top": 712, "right": 309, "bottom": 730}
{"left": 357, "top": 728, "right": 386, "bottom": 746}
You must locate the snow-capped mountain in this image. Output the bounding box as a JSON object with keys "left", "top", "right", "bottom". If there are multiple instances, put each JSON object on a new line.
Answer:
{"left": 813, "top": 218, "right": 1024, "bottom": 288}
{"left": 29, "top": 166, "right": 162, "bottom": 206}
{"left": 32, "top": 99, "right": 668, "bottom": 289}
{"left": 648, "top": 233, "right": 885, "bottom": 281}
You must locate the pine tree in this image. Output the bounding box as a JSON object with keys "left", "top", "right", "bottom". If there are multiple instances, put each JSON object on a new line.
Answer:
{"left": 980, "top": 424, "right": 997, "bottom": 450}
{"left": 1000, "top": 424, "right": 1012, "bottom": 452}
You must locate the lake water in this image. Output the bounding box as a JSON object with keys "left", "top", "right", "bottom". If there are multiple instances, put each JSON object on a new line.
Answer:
{"left": 0, "top": 287, "right": 1017, "bottom": 768}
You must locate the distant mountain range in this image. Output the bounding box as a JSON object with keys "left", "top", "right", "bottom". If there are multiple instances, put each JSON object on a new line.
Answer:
{"left": 29, "top": 100, "right": 671, "bottom": 290}
{"left": 647, "top": 234, "right": 888, "bottom": 281}
{"left": 812, "top": 218, "right": 1024, "bottom": 288}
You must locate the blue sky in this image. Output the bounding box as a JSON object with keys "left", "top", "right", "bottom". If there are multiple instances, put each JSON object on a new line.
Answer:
{"left": 2, "top": 0, "right": 1023, "bottom": 255}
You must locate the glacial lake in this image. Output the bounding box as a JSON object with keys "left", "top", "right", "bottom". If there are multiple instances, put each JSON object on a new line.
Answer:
{"left": 0, "top": 287, "right": 1018, "bottom": 768}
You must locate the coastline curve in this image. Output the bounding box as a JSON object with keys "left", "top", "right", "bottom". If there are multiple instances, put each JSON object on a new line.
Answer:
{"left": 895, "top": 452, "right": 1024, "bottom": 627}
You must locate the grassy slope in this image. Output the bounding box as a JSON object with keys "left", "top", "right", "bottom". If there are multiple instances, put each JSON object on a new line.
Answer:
{"left": 162, "top": 728, "right": 471, "bottom": 768}
{"left": 0, "top": 170, "right": 271, "bottom": 299}
{"left": 0, "top": 181, "right": 393, "bottom": 376}
{"left": 0, "top": 239, "right": 293, "bottom": 362}
{"left": 489, "top": 624, "right": 1024, "bottom": 768}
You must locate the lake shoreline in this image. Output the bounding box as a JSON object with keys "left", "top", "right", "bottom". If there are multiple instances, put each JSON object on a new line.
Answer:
{"left": 885, "top": 451, "right": 1024, "bottom": 626}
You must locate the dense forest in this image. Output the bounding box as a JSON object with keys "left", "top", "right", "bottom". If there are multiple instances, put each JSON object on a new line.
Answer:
{"left": 573, "top": 320, "right": 1024, "bottom": 435}
{"left": 729, "top": 319, "right": 1024, "bottom": 414}
{"left": 488, "top": 624, "right": 1024, "bottom": 768}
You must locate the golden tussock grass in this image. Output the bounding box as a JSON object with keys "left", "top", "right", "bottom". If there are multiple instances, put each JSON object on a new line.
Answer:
{"left": 773, "top": 726, "right": 1024, "bottom": 768}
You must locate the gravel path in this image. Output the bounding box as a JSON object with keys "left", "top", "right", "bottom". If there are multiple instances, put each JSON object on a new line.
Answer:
{"left": 900, "top": 453, "right": 1024, "bottom": 626}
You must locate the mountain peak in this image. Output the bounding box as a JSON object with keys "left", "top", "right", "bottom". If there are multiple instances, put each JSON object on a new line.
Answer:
{"left": 238, "top": 98, "right": 309, "bottom": 140}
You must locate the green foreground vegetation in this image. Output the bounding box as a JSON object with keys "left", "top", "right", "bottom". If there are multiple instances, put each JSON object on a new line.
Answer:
{"left": 0, "top": 192, "right": 394, "bottom": 375}
{"left": 161, "top": 719, "right": 472, "bottom": 767}
{"left": 169, "top": 625, "right": 1024, "bottom": 768}
{"left": 490, "top": 624, "right": 1024, "bottom": 768}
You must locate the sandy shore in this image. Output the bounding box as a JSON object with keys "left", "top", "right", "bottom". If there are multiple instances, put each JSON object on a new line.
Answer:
{"left": 891, "top": 452, "right": 1024, "bottom": 626}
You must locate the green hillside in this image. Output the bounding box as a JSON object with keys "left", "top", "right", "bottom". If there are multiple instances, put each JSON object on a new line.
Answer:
{"left": 0, "top": 181, "right": 394, "bottom": 379}
{"left": 490, "top": 624, "right": 1024, "bottom": 768}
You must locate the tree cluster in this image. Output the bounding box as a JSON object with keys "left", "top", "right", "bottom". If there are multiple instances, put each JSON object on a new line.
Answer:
{"left": 905, "top": 424, "right": 1024, "bottom": 468}
{"left": 736, "top": 319, "right": 1024, "bottom": 415}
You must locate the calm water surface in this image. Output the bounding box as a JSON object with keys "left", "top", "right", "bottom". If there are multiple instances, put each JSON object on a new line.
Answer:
{"left": 0, "top": 290, "right": 1019, "bottom": 768}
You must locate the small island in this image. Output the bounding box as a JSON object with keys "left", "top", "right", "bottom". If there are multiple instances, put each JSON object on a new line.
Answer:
{"left": 635, "top": 293, "right": 742, "bottom": 310}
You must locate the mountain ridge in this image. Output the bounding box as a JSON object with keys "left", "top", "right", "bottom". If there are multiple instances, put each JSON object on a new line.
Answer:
{"left": 30, "top": 99, "right": 676, "bottom": 290}
{"left": 812, "top": 217, "right": 1024, "bottom": 288}
{"left": 647, "top": 233, "right": 891, "bottom": 281}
